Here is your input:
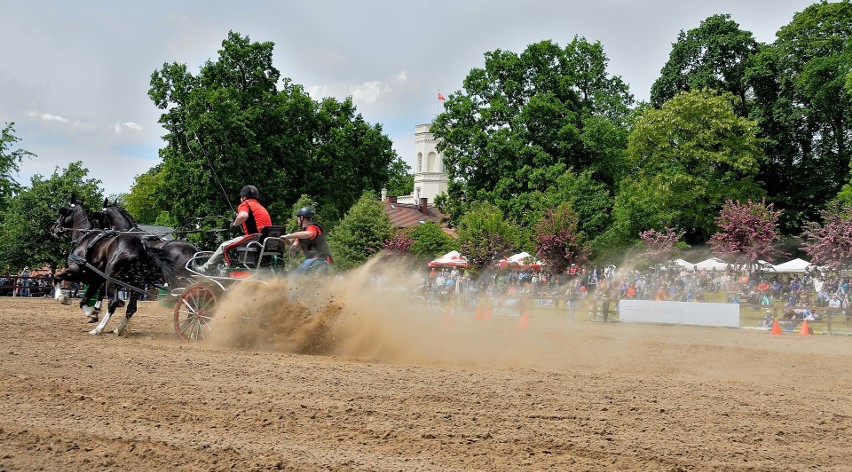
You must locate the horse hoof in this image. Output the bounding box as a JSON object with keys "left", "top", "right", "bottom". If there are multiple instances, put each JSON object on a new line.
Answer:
{"left": 86, "top": 316, "right": 99, "bottom": 323}
{"left": 57, "top": 296, "right": 71, "bottom": 305}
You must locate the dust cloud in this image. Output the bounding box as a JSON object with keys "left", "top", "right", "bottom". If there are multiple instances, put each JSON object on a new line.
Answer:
{"left": 204, "top": 255, "right": 625, "bottom": 370}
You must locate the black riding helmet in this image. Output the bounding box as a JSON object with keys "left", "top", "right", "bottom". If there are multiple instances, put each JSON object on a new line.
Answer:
{"left": 239, "top": 185, "right": 259, "bottom": 199}
{"left": 296, "top": 206, "right": 315, "bottom": 219}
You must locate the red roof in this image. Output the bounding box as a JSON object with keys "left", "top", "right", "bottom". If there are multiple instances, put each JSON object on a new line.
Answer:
{"left": 383, "top": 199, "right": 449, "bottom": 229}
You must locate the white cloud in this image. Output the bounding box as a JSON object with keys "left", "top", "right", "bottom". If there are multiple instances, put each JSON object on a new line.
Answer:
{"left": 108, "top": 122, "right": 144, "bottom": 134}
{"left": 31, "top": 111, "right": 68, "bottom": 123}
{"left": 351, "top": 81, "right": 389, "bottom": 105}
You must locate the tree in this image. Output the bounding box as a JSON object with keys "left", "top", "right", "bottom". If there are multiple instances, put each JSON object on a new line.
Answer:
{"left": 801, "top": 202, "right": 852, "bottom": 269}
{"left": 611, "top": 89, "right": 764, "bottom": 245}
{"left": 327, "top": 191, "right": 394, "bottom": 271}
{"left": 747, "top": 1, "right": 852, "bottom": 232}
{"left": 534, "top": 203, "right": 589, "bottom": 274}
{"left": 385, "top": 156, "right": 413, "bottom": 197}
{"left": 639, "top": 227, "right": 684, "bottom": 268}
{"left": 382, "top": 229, "right": 415, "bottom": 255}
{"left": 0, "top": 162, "right": 102, "bottom": 272}
{"left": 123, "top": 166, "right": 167, "bottom": 225}
{"left": 544, "top": 167, "right": 612, "bottom": 239}
{"left": 148, "top": 31, "right": 396, "bottom": 236}
{"left": 651, "top": 14, "right": 760, "bottom": 115}
{"left": 709, "top": 199, "right": 785, "bottom": 269}
{"left": 432, "top": 37, "right": 632, "bottom": 226}
{"left": 408, "top": 222, "right": 456, "bottom": 258}
{"left": 0, "top": 122, "right": 35, "bottom": 210}
{"left": 455, "top": 201, "right": 523, "bottom": 273}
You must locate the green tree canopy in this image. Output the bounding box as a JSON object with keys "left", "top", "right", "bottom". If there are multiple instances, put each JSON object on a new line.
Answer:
{"left": 327, "top": 191, "right": 394, "bottom": 271}
{"left": 432, "top": 37, "right": 632, "bottom": 227}
{"left": 147, "top": 31, "right": 397, "bottom": 239}
{"left": 610, "top": 89, "right": 764, "bottom": 245}
{"left": 748, "top": 1, "right": 852, "bottom": 232}
{"left": 0, "top": 162, "right": 102, "bottom": 272}
{"left": 385, "top": 156, "right": 414, "bottom": 197}
{"left": 0, "top": 122, "right": 35, "bottom": 210}
{"left": 651, "top": 14, "right": 760, "bottom": 115}
{"left": 408, "top": 222, "right": 456, "bottom": 259}
{"left": 455, "top": 201, "right": 523, "bottom": 273}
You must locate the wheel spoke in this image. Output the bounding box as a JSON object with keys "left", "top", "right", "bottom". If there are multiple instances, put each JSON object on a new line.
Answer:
{"left": 174, "top": 285, "right": 216, "bottom": 342}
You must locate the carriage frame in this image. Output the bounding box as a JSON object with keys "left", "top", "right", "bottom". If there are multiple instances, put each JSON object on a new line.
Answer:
{"left": 172, "top": 225, "right": 294, "bottom": 342}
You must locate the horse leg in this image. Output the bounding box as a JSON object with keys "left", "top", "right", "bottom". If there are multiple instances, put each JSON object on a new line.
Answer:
{"left": 90, "top": 282, "right": 123, "bottom": 335}
{"left": 80, "top": 282, "right": 104, "bottom": 322}
{"left": 113, "top": 293, "right": 138, "bottom": 336}
{"left": 54, "top": 281, "right": 70, "bottom": 305}
{"left": 53, "top": 270, "right": 71, "bottom": 305}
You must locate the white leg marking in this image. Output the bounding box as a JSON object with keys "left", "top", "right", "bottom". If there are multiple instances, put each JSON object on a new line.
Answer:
{"left": 54, "top": 283, "right": 70, "bottom": 304}
{"left": 89, "top": 311, "right": 113, "bottom": 335}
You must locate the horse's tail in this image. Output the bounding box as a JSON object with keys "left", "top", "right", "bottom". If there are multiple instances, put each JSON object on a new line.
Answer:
{"left": 144, "top": 245, "right": 178, "bottom": 283}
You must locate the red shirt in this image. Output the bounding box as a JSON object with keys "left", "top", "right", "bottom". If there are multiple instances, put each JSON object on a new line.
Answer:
{"left": 238, "top": 199, "right": 272, "bottom": 234}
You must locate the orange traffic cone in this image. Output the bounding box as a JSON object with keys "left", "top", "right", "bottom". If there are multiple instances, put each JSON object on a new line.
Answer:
{"left": 484, "top": 306, "right": 492, "bottom": 320}
{"left": 770, "top": 318, "right": 782, "bottom": 336}
{"left": 517, "top": 311, "right": 529, "bottom": 331}
{"left": 475, "top": 307, "right": 483, "bottom": 320}
{"left": 800, "top": 319, "right": 812, "bottom": 336}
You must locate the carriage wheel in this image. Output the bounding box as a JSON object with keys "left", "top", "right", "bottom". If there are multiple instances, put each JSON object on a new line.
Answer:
{"left": 174, "top": 284, "right": 217, "bottom": 342}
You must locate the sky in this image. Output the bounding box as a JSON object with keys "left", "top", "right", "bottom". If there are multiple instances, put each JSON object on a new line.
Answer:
{"left": 0, "top": 0, "right": 819, "bottom": 197}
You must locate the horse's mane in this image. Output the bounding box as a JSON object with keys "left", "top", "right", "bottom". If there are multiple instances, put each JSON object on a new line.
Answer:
{"left": 104, "top": 203, "right": 138, "bottom": 228}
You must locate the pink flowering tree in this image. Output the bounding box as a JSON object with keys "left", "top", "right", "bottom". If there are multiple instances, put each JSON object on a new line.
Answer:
{"left": 535, "top": 203, "right": 590, "bottom": 274}
{"left": 708, "top": 198, "right": 785, "bottom": 270}
{"left": 382, "top": 229, "right": 415, "bottom": 255}
{"left": 801, "top": 203, "right": 852, "bottom": 269}
{"left": 639, "top": 227, "right": 683, "bottom": 268}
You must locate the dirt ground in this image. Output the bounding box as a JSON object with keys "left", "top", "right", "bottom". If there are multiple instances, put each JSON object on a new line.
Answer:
{"left": 1, "top": 273, "right": 850, "bottom": 471}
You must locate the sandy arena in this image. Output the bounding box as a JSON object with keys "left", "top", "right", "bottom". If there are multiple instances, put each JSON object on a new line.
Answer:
{"left": 0, "top": 272, "right": 850, "bottom": 471}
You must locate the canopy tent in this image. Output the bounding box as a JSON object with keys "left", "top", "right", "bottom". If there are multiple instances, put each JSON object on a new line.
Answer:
{"left": 772, "top": 258, "right": 812, "bottom": 273}
{"left": 497, "top": 252, "right": 543, "bottom": 271}
{"left": 672, "top": 259, "right": 695, "bottom": 269}
{"left": 428, "top": 250, "right": 469, "bottom": 269}
{"left": 694, "top": 257, "right": 729, "bottom": 270}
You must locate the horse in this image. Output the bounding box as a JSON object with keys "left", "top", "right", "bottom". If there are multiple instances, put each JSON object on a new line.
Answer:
{"left": 51, "top": 199, "right": 177, "bottom": 336}
{"left": 99, "top": 200, "right": 199, "bottom": 281}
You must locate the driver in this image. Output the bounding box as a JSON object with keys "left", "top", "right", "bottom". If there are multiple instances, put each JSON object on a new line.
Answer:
{"left": 279, "top": 206, "right": 333, "bottom": 276}
{"left": 197, "top": 185, "right": 272, "bottom": 274}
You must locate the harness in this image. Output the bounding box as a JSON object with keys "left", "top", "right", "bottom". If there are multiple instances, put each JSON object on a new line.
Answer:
{"left": 66, "top": 230, "right": 154, "bottom": 296}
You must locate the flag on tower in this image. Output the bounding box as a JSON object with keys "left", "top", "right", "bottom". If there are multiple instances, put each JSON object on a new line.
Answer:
{"left": 437, "top": 91, "right": 446, "bottom": 101}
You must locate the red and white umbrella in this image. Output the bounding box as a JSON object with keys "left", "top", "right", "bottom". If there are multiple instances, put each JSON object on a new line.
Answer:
{"left": 497, "top": 252, "right": 543, "bottom": 271}
{"left": 428, "top": 250, "right": 469, "bottom": 269}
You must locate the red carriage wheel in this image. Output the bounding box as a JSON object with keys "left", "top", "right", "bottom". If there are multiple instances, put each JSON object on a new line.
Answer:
{"left": 174, "top": 284, "right": 217, "bottom": 342}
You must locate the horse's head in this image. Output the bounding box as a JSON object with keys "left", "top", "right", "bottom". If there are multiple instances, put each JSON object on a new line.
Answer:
{"left": 89, "top": 210, "right": 105, "bottom": 229}
{"left": 51, "top": 204, "right": 75, "bottom": 237}
{"left": 101, "top": 203, "right": 137, "bottom": 231}
{"left": 51, "top": 201, "right": 91, "bottom": 238}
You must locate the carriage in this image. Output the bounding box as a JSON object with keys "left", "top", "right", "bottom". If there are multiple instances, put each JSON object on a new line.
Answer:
{"left": 55, "top": 200, "right": 329, "bottom": 342}
{"left": 173, "top": 224, "right": 290, "bottom": 342}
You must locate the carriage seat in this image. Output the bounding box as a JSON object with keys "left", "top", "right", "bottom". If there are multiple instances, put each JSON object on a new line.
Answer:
{"left": 225, "top": 225, "right": 286, "bottom": 269}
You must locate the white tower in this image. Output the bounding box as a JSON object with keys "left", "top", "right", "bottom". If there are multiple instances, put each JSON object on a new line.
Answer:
{"left": 397, "top": 123, "right": 448, "bottom": 204}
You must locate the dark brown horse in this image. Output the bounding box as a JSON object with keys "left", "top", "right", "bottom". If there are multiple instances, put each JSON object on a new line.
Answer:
{"left": 52, "top": 200, "right": 176, "bottom": 336}
{"left": 99, "top": 201, "right": 199, "bottom": 280}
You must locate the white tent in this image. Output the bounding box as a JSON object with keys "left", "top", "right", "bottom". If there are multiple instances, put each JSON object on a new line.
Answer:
{"left": 672, "top": 259, "right": 694, "bottom": 269}
{"left": 694, "top": 257, "right": 729, "bottom": 270}
{"left": 772, "top": 258, "right": 812, "bottom": 273}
